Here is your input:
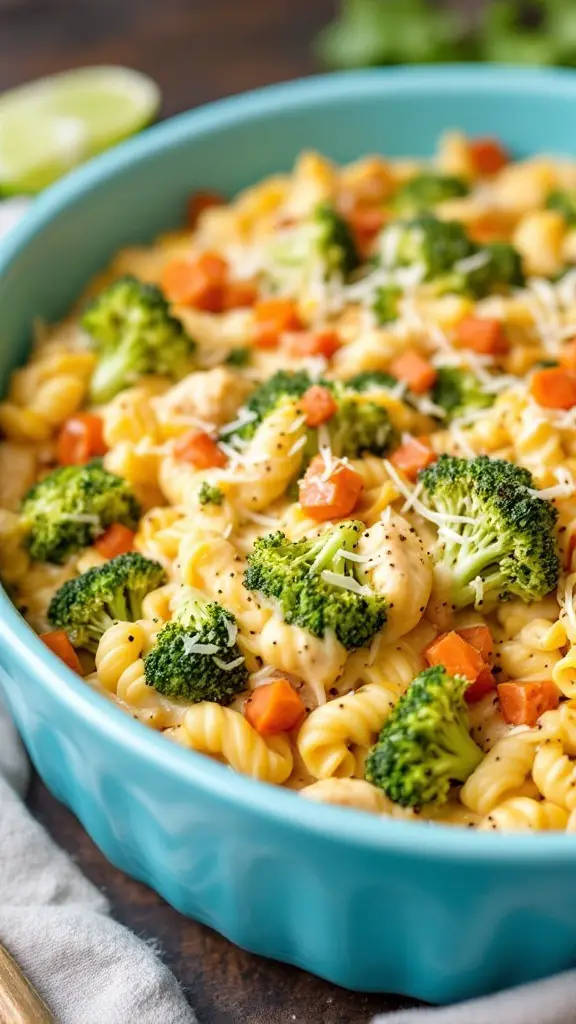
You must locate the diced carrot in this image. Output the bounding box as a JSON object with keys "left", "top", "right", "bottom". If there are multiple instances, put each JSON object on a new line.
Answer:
{"left": 56, "top": 413, "right": 107, "bottom": 466}
{"left": 252, "top": 298, "right": 303, "bottom": 349}
{"left": 464, "top": 666, "right": 496, "bottom": 705}
{"left": 469, "top": 137, "right": 509, "bottom": 176}
{"left": 346, "top": 206, "right": 387, "bottom": 256}
{"left": 346, "top": 206, "right": 387, "bottom": 237}
{"left": 390, "top": 435, "right": 436, "bottom": 481}
{"left": 425, "top": 630, "right": 486, "bottom": 682}
{"left": 221, "top": 280, "right": 259, "bottom": 310}
{"left": 160, "top": 252, "right": 228, "bottom": 312}
{"left": 40, "top": 630, "right": 83, "bottom": 674}
{"left": 244, "top": 678, "right": 306, "bottom": 736}
{"left": 285, "top": 329, "right": 341, "bottom": 359}
{"left": 498, "top": 681, "right": 560, "bottom": 728}
{"left": 300, "top": 385, "right": 338, "bottom": 427}
{"left": 173, "top": 429, "right": 227, "bottom": 469}
{"left": 299, "top": 455, "right": 363, "bottom": 522}
{"left": 456, "top": 624, "right": 493, "bottom": 663}
{"left": 530, "top": 367, "right": 576, "bottom": 410}
{"left": 389, "top": 350, "right": 437, "bottom": 394}
{"left": 160, "top": 260, "right": 195, "bottom": 303}
{"left": 468, "top": 211, "right": 513, "bottom": 245}
{"left": 560, "top": 339, "right": 576, "bottom": 373}
{"left": 455, "top": 315, "right": 508, "bottom": 356}
{"left": 187, "top": 189, "right": 225, "bottom": 226}
{"left": 94, "top": 523, "right": 135, "bottom": 559}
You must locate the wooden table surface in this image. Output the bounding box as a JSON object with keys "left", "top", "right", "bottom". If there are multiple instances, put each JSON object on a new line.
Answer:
{"left": 1, "top": 2, "right": 423, "bottom": 1020}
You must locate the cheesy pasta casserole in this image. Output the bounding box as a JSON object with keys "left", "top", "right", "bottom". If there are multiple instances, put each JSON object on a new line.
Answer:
{"left": 4, "top": 130, "right": 576, "bottom": 832}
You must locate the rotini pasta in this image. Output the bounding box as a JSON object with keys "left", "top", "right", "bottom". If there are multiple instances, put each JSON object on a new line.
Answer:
{"left": 301, "top": 778, "right": 395, "bottom": 814}
{"left": 167, "top": 703, "right": 293, "bottom": 783}
{"left": 94, "top": 620, "right": 183, "bottom": 728}
{"left": 297, "top": 683, "right": 398, "bottom": 779}
{"left": 532, "top": 739, "right": 576, "bottom": 811}
{"left": 461, "top": 731, "right": 540, "bottom": 816}
{"left": 478, "top": 796, "right": 568, "bottom": 832}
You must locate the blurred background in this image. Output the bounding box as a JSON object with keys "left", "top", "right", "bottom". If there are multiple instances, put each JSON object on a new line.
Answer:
{"left": 2, "top": 1, "right": 576, "bottom": 122}
{"left": 1, "top": 0, "right": 576, "bottom": 202}
{"left": 0, "top": 1, "right": 333, "bottom": 115}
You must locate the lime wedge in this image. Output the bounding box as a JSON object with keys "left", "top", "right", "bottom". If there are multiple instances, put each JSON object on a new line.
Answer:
{"left": 0, "top": 66, "right": 161, "bottom": 194}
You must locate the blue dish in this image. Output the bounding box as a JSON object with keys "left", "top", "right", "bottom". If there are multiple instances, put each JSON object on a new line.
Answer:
{"left": 2, "top": 66, "right": 576, "bottom": 1003}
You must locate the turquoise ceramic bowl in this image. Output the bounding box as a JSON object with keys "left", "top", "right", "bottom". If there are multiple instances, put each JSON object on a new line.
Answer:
{"left": 2, "top": 66, "right": 576, "bottom": 1003}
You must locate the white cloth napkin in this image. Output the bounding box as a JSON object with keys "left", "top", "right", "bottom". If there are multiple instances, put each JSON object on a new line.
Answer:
{"left": 0, "top": 698, "right": 196, "bottom": 1024}
{"left": 377, "top": 972, "right": 576, "bottom": 1024}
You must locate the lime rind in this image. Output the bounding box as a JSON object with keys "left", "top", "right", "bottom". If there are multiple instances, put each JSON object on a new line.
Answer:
{"left": 0, "top": 66, "right": 161, "bottom": 194}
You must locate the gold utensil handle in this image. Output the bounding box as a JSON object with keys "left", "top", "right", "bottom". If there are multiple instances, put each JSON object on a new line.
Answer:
{"left": 0, "top": 941, "right": 55, "bottom": 1023}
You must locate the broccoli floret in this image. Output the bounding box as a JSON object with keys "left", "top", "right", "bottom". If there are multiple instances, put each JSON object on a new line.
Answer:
{"left": 220, "top": 369, "right": 314, "bottom": 446}
{"left": 345, "top": 370, "right": 398, "bottom": 392}
{"left": 378, "top": 214, "right": 475, "bottom": 281}
{"left": 391, "top": 173, "right": 469, "bottom": 215}
{"left": 244, "top": 520, "right": 387, "bottom": 650}
{"left": 365, "top": 666, "right": 483, "bottom": 807}
{"left": 325, "top": 386, "right": 398, "bottom": 459}
{"left": 377, "top": 216, "right": 523, "bottom": 297}
{"left": 313, "top": 202, "right": 360, "bottom": 278}
{"left": 372, "top": 283, "right": 402, "bottom": 324}
{"left": 225, "top": 346, "right": 251, "bottom": 368}
{"left": 431, "top": 366, "right": 495, "bottom": 423}
{"left": 48, "top": 552, "right": 166, "bottom": 651}
{"left": 198, "top": 482, "right": 224, "bottom": 506}
{"left": 21, "top": 463, "right": 141, "bottom": 564}
{"left": 419, "top": 454, "right": 560, "bottom": 609}
{"left": 267, "top": 202, "right": 360, "bottom": 282}
{"left": 221, "top": 370, "right": 397, "bottom": 460}
{"left": 546, "top": 189, "right": 576, "bottom": 227}
{"left": 83, "top": 276, "right": 196, "bottom": 403}
{"left": 144, "top": 589, "right": 247, "bottom": 704}
{"left": 458, "top": 242, "right": 525, "bottom": 298}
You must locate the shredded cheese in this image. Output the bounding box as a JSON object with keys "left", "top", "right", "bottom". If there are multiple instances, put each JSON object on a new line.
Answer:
{"left": 238, "top": 507, "right": 281, "bottom": 528}
{"left": 217, "top": 440, "right": 250, "bottom": 465}
{"left": 288, "top": 414, "right": 307, "bottom": 433}
{"left": 384, "top": 459, "right": 476, "bottom": 527}
{"left": 182, "top": 636, "right": 221, "bottom": 656}
{"left": 320, "top": 570, "right": 373, "bottom": 596}
{"left": 221, "top": 409, "right": 258, "bottom": 434}
{"left": 317, "top": 423, "right": 334, "bottom": 480}
{"left": 454, "top": 250, "right": 491, "bottom": 274}
{"left": 287, "top": 434, "right": 307, "bottom": 458}
{"left": 469, "top": 575, "right": 485, "bottom": 607}
{"left": 224, "top": 618, "right": 238, "bottom": 648}
{"left": 213, "top": 655, "right": 245, "bottom": 671}
{"left": 527, "top": 467, "right": 576, "bottom": 501}
{"left": 449, "top": 426, "right": 477, "bottom": 458}
{"left": 558, "top": 572, "right": 576, "bottom": 639}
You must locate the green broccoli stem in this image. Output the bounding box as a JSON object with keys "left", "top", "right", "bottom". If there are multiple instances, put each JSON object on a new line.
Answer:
{"left": 307, "top": 521, "right": 362, "bottom": 575}
{"left": 174, "top": 590, "right": 207, "bottom": 630}
{"left": 106, "top": 592, "right": 132, "bottom": 622}
{"left": 89, "top": 337, "right": 139, "bottom": 404}
{"left": 432, "top": 496, "right": 512, "bottom": 604}
{"left": 434, "top": 719, "right": 484, "bottom": 783}
{"left": 444, "top": 533, "right": 510, "bottom": 600}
